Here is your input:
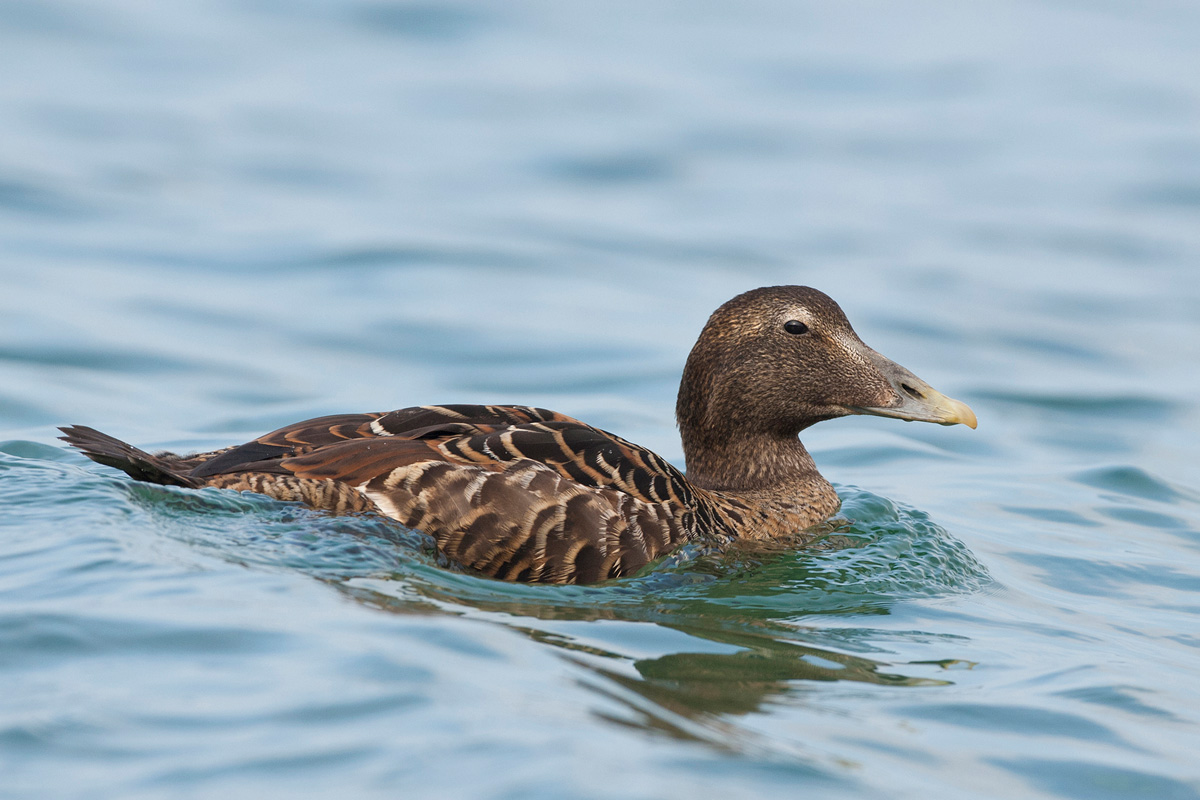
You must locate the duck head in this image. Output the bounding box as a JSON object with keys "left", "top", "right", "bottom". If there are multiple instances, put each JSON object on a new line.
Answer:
{"left": 677, "top": 285, "right": 975, "bottom": 488}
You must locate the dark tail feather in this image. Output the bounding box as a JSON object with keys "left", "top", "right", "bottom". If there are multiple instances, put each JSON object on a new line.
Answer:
{"left": 58, "top": 425, "right": 198, "bottom": 488}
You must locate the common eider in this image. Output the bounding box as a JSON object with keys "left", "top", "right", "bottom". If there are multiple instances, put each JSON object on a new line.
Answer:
{"left": 60, "top": 286, "right": 976, "bottom": 584}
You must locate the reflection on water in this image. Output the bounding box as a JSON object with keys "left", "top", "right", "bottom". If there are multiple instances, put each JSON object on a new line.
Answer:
{"left": 340, "top": 578, "right": 948, "bottom": 746}
{"left": 336, "top": 559, "right": 953, "bottom": 761}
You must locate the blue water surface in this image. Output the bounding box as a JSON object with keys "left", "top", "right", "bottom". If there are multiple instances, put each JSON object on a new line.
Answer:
{"left": 3, "top": 1, "right": 1200, "bottom": 798}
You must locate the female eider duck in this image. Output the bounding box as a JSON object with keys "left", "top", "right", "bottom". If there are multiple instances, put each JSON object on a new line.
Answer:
{"left": 60, "top": 286, "right": 975, "bottom": 584}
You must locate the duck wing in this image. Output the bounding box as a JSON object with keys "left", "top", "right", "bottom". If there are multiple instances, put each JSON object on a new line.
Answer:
{"left": 206, "top": 408, "right": 697, "bottom": 583}
{"left": 283, "top": 416, "right": 696, "bottom": 506}
{"left": 188, "top": 404, "right": 573, "bottom": 478}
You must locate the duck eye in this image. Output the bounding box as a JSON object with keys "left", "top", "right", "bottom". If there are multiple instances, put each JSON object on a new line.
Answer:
{"left": 784, "top": 320, "right": 809, "bottom": 335}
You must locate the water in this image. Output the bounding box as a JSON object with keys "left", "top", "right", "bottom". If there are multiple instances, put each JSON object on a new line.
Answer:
{"left": 3, "top": 1, "right": 1200, "bottom": 798}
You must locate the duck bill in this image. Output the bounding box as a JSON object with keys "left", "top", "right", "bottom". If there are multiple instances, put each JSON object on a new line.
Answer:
{"left": 849, "top": 350, "right": 978, "bottom": 429}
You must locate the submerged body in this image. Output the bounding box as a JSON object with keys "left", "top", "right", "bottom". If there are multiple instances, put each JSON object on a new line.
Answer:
{"left": 61, "top": 286, "right": 975, "bottom": 584}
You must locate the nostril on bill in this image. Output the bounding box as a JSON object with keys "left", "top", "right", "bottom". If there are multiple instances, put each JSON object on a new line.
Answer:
{"left": 900, "top": 383, "right": 924, "bottom": 400}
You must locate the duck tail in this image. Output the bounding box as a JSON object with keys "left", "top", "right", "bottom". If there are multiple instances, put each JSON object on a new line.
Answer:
{"left": 58, "top": 425, "right": 199, "bottom": 488}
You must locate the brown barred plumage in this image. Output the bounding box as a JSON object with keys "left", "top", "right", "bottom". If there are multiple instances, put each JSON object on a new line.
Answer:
{"left": 59, "top": 286, "right": 976, "bottom": 584}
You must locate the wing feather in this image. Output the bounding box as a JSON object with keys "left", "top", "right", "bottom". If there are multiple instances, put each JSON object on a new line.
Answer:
{"left": 180, "top": 404, "right": 697, "bottom": 583}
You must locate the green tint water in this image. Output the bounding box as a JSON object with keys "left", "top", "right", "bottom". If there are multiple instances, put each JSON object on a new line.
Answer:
{"left": 3, "top": 2, "right": 1200, "bottom": 799}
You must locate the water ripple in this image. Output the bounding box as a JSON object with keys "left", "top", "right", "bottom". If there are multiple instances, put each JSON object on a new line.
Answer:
{"left": 1073, "top": 465, "right": 1196, "bottom": 504}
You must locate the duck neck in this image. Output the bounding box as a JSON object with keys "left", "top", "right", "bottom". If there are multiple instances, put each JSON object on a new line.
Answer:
{"left": 680, "top": 428, "right": 823, "bottom": 494}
